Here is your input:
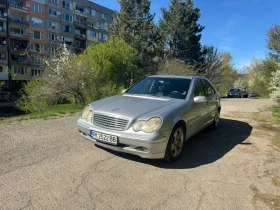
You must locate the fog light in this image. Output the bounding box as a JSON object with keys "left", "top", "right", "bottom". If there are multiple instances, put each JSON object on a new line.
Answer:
{"left": 135, "top": 146, "right": 149, "bottom": 152}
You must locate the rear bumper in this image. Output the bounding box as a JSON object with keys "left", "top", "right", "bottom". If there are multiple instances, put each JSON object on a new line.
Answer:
{"left": 77, "top": 119, "right": 170, "bottom": 159}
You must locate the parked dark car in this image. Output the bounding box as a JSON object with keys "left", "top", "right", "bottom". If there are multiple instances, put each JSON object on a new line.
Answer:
{"left": 227, "top": 88, "right": 248, "bottom": 98}
{"left": 248, "top": 93, "right": 256, "bottom": 98}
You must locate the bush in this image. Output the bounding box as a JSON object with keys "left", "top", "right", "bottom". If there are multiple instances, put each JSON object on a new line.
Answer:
{"left": 270, "top": 64, "right": 280, "bottom": 104}
{"left": 16, "top": 38, "right": 137, "bottom": 113}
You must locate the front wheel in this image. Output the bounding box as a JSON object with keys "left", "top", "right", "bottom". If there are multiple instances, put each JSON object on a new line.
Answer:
{"left": 164, "top": 124, "right": 185, "bottom": 162}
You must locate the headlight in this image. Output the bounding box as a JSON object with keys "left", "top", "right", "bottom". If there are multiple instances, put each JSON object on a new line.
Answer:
{"left": 81, "top": 105, "right": 93, "bottom": 122}
{"left": 133, "top": 117, "right": 162, "bottom": 133}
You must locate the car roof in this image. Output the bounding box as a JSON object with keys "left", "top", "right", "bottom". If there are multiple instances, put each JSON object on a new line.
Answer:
{"left": 148, "top": 75, "right": 198, "bottom": 79}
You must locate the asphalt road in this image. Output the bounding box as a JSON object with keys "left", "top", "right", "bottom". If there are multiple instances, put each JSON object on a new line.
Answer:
{"left": 0, "top": 98, "right": 279, "bottom": 209}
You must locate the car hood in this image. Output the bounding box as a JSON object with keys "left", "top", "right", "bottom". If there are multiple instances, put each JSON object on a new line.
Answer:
{"left": 90, "top": 94, "right": 184, "bottom": 120}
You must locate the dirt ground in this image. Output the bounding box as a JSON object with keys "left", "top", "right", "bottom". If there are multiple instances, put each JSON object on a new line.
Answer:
{"left": 0, "top": 98, "right": 279, "bottom": 209}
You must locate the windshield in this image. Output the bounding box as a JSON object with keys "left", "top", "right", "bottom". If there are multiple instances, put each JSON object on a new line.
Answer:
{"left": 230, "top": 88, "right": 240, "bottom": 92}
{"left": 125, "top": 77, "right": 191, "bottom": 99}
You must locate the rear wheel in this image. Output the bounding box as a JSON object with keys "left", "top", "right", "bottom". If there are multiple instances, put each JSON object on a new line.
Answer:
{"left": 164, "top": 124, "right": 185, "bottom": 162}
{"left": 210, "top": 109, "right": 220, "bottom": 129}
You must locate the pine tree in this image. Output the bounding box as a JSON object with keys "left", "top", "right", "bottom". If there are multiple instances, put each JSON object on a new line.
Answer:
{"left": 159, "top": 0, "right": 204, "bottom": 65}
{"left": 108, "top": 0, "right": 164, "bottom": 77}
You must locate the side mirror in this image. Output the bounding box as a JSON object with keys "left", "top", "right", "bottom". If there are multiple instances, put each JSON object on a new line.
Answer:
{"left": 194, "top": 96, "right": 207, "bottom": 103}
{"left": 121, "top": 89, "right": 127, "bottom": 94}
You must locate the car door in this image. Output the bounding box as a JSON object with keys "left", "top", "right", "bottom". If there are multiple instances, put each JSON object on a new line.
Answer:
{"left": 187, "top": 79, "right": 209, "bottom": 137}
{"left": 201, "top": 79, "right": 218, "bottom": 124}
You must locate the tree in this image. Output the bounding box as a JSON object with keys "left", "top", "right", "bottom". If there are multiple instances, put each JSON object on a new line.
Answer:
{"left": 269, "top": 62, "right": 280, "bottom": 104}
{"left": 157, "top": 57, "right": 195, "bottom": 75}
{"left": 266, "top": 24, "right": 280, "bottom": 61}
{"left": 245, "top": 58, "right": 278, "bottom": 97}
{"left": 16, "top": 38, "right": 137, "bottom": 113}
{"left": 201, "top": 45, "right": 223, "bottom": 86}
{"left": 215, "top": 52, "right": 238, "bottom": 95}
{"left": 159, "top": 0, "right": 204, "bottom": 65}
{"left": 234, "top": 78, "right": 247, "bottom": 90}
{"left": 108, "top": 0, "right": 164, "bottom": 78}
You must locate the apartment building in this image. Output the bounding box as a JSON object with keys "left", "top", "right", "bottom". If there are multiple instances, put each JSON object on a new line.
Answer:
{"left": 0, "top": 0, "right": 113, "bottom": 91}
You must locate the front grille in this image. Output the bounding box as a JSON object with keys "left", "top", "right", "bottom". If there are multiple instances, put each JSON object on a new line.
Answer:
{"left": 93, "top": 113, "right": 129, "bottom": 131}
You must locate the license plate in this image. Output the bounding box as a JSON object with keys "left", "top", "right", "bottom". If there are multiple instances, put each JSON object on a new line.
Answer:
{"left": 90, "top": 130, "right": 118, "bottom": 145}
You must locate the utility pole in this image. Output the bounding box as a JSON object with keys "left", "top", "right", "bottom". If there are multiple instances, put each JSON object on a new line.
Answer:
{"left": 4, "top": 0, "right": 11, "bottom": 92}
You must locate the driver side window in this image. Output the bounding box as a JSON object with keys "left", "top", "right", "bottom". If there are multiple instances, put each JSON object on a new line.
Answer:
{"left": 194, "top": 80, "right": 205, "bottom": 97}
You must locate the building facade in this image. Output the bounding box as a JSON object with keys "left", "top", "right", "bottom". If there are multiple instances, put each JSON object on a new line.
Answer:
{"left": 0, "top": 0, "right": 113, "bottom": 91}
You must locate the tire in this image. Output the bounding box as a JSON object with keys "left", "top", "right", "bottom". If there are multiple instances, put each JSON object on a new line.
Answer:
{"left": 164, "top": 124, "right": 185, "bottom": 162}
{"left": 210, "top": 109, "right": 220, "bottom": 129}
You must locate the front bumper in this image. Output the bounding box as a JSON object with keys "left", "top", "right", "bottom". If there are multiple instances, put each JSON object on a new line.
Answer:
{"left": 77, "top": 119, "right": 171, "bottom": 159}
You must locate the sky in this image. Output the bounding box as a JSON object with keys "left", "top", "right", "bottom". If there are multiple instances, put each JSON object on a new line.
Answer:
{"left": 92, "top": 0, "right": 280, "bottom": 71}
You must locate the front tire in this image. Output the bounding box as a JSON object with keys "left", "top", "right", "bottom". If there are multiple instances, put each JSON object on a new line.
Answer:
{"left": 164, "top": 124, "right": 185, "bottom": 162}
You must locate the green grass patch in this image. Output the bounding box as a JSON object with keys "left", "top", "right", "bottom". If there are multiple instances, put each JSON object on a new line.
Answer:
{"left": 0, "top": 104, "right": 84, "bottom": 122}
{"left": 272, "top": 106, "right": 280, "bottom": 124}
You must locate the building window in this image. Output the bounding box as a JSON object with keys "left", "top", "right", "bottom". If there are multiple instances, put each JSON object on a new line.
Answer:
{"left": 49, "top": 21, "right": 56, "bottom": 29}
{"left": 49, "top": 0, "right": 58, "bottom": 4}
{"left": 49, "top": 9, "right": 57, "bottom": 16}
{"left": 87, "top": 22, "right": 93, "bottom": 28}
{"left": 31, "top": 17, "right": 43, "bottom": 26}
{"left": 0, "top": 53, "right": 6, "bottom": 59}
{"left": 62, "top": 25, "right": 72, "bottom": 32}
{"left": 30, "top": 43, "right": 44, "bottom": 52}
{"left": 11, "top": 15, "right": 24, "bottom": 23}
{"left": 14, "top": 67, "right": 27, "bottom": 75}
{"left": 99, "top": 33, "right": 108, "bottom": 41}
{"left": 90, "top": 31, "right": 96, "bottom": 37}
{"left": 62, "top": 1, "right": 73, "bottom": 10}
{"left": 75, "top": 29, "right": 81, "bottom": 35}
{"left": 31, "top": 69, "right": 41, "bottom": 77}
{"left": 76, "top": 6, "right": 84, "bottom": 12}
{"left": 33, "top": 57, "right": 44, "bottom": 65}
{"left": 76, "top": 18, "right": 82, "bottom": 24}
{"left": 99, "top": 23, "right": 105, "bottom": 29}
{"left": 31, "top": 31, "right": 44, "bottom": 40}
{"left": 10, "top": 28, "right": 24, "bottom": 36}
{"left": 0, "top": 38, "right": 6, "bottom": 45}
{"left": 50, "top": 46, "right": 57, "bottom": 53}
{"left": 101, "top": 13, "right": 105, "bottom": 19}
{"left": 90, "top": 9, "right": 96, "bottom": 16}
{"left": 48, "top": 33, "right": 61, "bottom": 41}
{"left": 32, "top": 4, "right": 42, "bottom": 12}
{"left": 62, "top": 13, "right": 73, "bottom": 22}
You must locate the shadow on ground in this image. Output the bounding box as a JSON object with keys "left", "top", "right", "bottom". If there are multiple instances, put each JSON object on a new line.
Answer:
{"left": 97, "top": 118, "right": 253, "bottom": 169}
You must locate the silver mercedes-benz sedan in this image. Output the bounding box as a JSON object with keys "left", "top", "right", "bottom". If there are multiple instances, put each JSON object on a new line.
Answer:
{"left": 77, "top": 75, "right": 221, "bottom": 162}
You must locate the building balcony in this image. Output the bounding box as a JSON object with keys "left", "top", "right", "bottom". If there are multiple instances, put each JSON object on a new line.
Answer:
{"left": 9, "top": 1, "right": 28, "bottom": 13}
{"left": 75, "top": 10, "right": 87, "bottom": 18}
{"left": 0, "top": 14, "right": 7, "bottom": 20}
{"left": 9, "top": 18, "right": 29, "bottom": 26}
{"left": 11, "top": 58, "right": 30, "bottom": 65}
{"left": 9, "top": 32, "right": 28, "bottom": 40}
{"left": 74, "top": 43, "right": 86, "bottom": 49}
{"left": 74, "top": 21, "right": 87, "bottom": 29}
{"left": 0, "top": 58, "right": 7, "bottom": 64}
{"left": 0, "top": 0, "right": 7, "bottom": 7}
{"left": 10, "top": 46, "right": 27, "bottom": 55}
{"left": 0, "top": 30, "right": 7, "bottom": 37}
{"left": 0, "top": 44, "right": 6, "bottom": 52}
{"left": 74, "top": 34, "right": 86, "bottom": 40}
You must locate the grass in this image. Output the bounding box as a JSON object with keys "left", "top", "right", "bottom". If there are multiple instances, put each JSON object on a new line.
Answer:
{"left": 273, "top": 106, "right": 280, "bottom": 124}
{"left": 0, "top": 103, "right": 84, "bottom": 122}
